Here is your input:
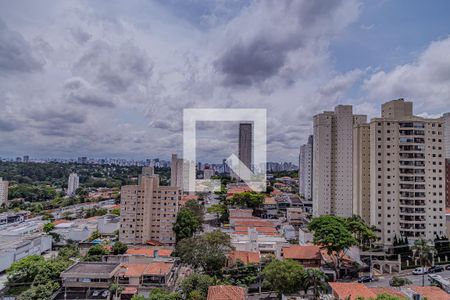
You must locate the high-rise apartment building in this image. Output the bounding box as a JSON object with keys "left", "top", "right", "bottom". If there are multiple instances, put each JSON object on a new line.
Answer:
{"left": 170, "top": 154, "right": 183, "bottom": 188}
{"left": 312, "top": 105, "right": 367, "bottom": 217}
{"left": 443, "top": 112, "right": 450, "bottom": 159}
{"left": 239, "top": 123, "right": 253, "bottom": 171}
{"left": 446, "top": 159, "right": 450, "bottom": 207}
{"left": 299, "top": 135, "right": 313, "bottom": 201}
{"left": 370, "top": 99, "right": 446, "bottom": 246}
{"left": 67, "top": 172, "right": 79, "bottom": 196}
{"left": 353, "top": 122, "right": 371, "bottom": 224}
{"left": 0, "top": 177, "right": 8, "bottom": 206}
{"left": 120, "top": 167, "right": 181, "bottom": 245}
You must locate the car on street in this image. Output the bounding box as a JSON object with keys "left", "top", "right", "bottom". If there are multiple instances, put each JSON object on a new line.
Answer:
{"left": 92, "top": 290, "right": 101, "bottom": 296}
{"left": 445, "top": 264, "right": 450, "bottom": 270}
{"left": 428, "top": 265, "right": 444, "bottom": 273}
{"left": 412, "top": 267, "right": 428, "bottom": 275}
{"left": 101, "top": 290, "right": 109, "bottom": 297}
{"left": 357, "top": 275, "right": 373, "bottom": 283}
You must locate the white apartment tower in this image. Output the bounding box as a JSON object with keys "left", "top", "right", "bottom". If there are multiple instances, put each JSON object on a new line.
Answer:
{"left": 0, "top": 177, "right": 8, "bottom": 206}
{"left": 370, "top": 99, "right": 446, "bottom": 246}
{"left": 299, "top": 135, "right": 313, "bottom": 201}
{"left": 353, "top": 122, "right": 371, "bottom": 224}
{"left": 170, "top": 154, "right": 183, "bottom": 188}
{"left": 67, "top": 172, "right": 79, "bottom": 196}
{"left": 312, "top": 105, "right": 367, "bottom": 217}
{"left": 120, "top": 167, "right": 181, "bottom": 245}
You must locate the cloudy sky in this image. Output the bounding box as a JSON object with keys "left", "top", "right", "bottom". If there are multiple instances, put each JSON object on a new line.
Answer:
{"left": 1, "top": 0, "right": 450, "bottom": 163}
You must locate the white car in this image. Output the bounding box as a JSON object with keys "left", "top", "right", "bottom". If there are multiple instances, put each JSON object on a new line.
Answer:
{"left": 412, "top": 267, "right": 428, "bottom": 275}
{"left": 92, "top": 290, "right": 101, "bottom": 296}
{"left": 101, "top": 290, "right": 109, "bottom": 297}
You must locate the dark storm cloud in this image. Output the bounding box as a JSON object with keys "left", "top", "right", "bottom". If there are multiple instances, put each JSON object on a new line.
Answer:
{"left": 215, "top": 37, "right": 287, "bottom": 86}
{"left": 69, "top": 27, "right": 92, "bottom": 45}
{"left": 69, "top": 93, "right": 116, "bottom": 108}
{"left": 0, "top": 119, "right": 19, "bottom": 131}
{"left": 215, "top": 0, "right": 353, "bottom": 86}
{"left": 64, "top": 77, "right": 116, "bottom": 108}
{"left": 0, "top": 20, "right": 42, "bottom": 76}
{"left": 30, "top": 109, "right": 86, "bottom": 124}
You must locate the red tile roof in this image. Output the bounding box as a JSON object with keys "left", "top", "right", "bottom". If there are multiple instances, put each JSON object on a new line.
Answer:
{"left": 282, "top": 245, "right": 321, "bottom": 260}
{"left": 409, "top": 286, "right": 450, "bottom": 300}
{"left": 228, "top": 251, "right": 260, "bottom": 265}
{"left": 120, "top": 262, "right": 173, "bottom": 277}
{"left": 329, "top": 282, "right": 377, "bottom": 300}
{"left": 207, "top": 285, "right": 246, "bottom": 300}
{"left": 125, "top": 247, "right": 173, "bottom": 257}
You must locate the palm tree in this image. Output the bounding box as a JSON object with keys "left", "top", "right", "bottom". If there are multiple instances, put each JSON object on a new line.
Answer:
{"left": 412, "top": 238, "right": 437, "bottom": 286}
{"left": 302, "top": 268, "right": 328, "bottom": 298}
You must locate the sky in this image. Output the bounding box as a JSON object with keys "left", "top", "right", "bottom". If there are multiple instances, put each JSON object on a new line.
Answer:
{"left": 1, "top": 0, "right": 450, "bottom": 163}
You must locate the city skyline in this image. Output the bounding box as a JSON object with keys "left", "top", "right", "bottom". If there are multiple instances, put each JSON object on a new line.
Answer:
{"left": 1, "top": 1, "right": 450, "bottom": 162}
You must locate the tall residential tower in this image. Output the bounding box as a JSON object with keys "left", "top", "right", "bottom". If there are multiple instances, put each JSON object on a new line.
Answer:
{"left": 370, "top": 99, "right": 446, "bottom": 246}
{"left": 299, "top": 135, "right": 313, "bottom": 201}
{"left": 67, "top": 172, "right": 79, "bottom": 196}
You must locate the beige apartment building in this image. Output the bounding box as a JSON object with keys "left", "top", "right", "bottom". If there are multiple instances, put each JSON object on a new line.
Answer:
{"left": 353, "top": 122, "right": 371, "bottom": 224}
{"left": 370, "top": 99, "right": 446, "bottom": 246}
{"left": 312, "top": 105, "right": 367, "bottom": 217}
{"left": 120, "top": 167, "right": 181, "bottom": 246}
{"left": 0, "top": 178, "right": 8, "bottom": 206}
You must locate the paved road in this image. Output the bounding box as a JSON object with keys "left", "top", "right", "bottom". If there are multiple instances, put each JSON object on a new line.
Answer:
{"left": 365, "top": 269, "right": 450, "bottom": 287}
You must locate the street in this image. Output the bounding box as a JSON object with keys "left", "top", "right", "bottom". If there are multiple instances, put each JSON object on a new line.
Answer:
{"left": 365, "top": 269, "right": 450, "bottom": 288}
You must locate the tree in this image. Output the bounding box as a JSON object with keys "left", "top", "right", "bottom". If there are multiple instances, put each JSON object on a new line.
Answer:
{"left": 6, "top": 256, "right": 46, "bottom": 284}
{"left": 262, "top": 259, "right": 305, "bottom": 297}
{"left": 308, "top": 216, "right": 357, "bottom": 279}
{"left": 302, "top": 268, "right": 327, "bottom": 298}
{"left": 207, "top": 204, "right": 228, "bottom": 224}
{"left": 181, "top": 273, "right": 217, "bottom": 299}
{"left": 85, "top": 244, "right": 110, "bottom": 261}
{"left": 389, "top": 276, "right": 412, "bottom": 287}
{"left": 43, "top": 222, "right": 55, "bottom": 233}
{"left": 185, "top": 199, "right": 204, "bottom": 222}
{"left": 112, "top": 241, "right": 128, "bottom": 255}
{"left": 345, "top": 215, "right": 377, "bottom": 250}
{"left": 148, "top": 288, "right": 181, "bottom": 300}
{"left": 58, "top": 244, "right": 79, "bottom": 259}
{"left": 88, "top": 230, "right": 100, "bottom": 241}
{"left": 111, "top": 208, "right": 120, "bottom": 216}
{"left": 175, "top": 230, "right": 233, "bottom": 275}
{"left": 173, "top": 208, "right": 202, "bottom": 242}
{"left": 229, "top": 192, "right": 264, "bottom": 208}
{"left": 20, "top": 281, "right": 60, "bottom": 300}
{"left": 412, "top": 238, "right": 436, "bottom": 286}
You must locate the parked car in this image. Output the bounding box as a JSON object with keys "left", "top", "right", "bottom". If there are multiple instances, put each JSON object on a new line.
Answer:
{"left": 412, "top": 267, "right": 428, "bottom": 275}
{"left": 358, "top": 275, "right": 373, "bottom": 283}
{"left": 445, "top": 264, "right": 450, "bottom": 270}
{"left": 92, "top": 290, "right": 101, "bottom": 296}
{"left": 428, "top": 265, "right": 444, "bottom": 273}
{"left": 101, "top": 290, "right": 109, "bottom": 298}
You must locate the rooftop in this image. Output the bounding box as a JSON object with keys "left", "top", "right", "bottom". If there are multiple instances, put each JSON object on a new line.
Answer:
{"left": 282, "top": 245, "right": 321, "bottom": 260}
{"left": 329, "top": 282, "right": 377, "bottom": 300}
{"left": 62, "top": 262, "right": 120, "bottom": 276}
{"left": 207, "top": 285, "right": 246, "bottom": 300}
{"left": 228, "top": 250, "right": 260, "bottom": 265}
{"left": 409, "top": 286, "right": 450, "bottom": 300}
{"left": 125, "top": 247, "right": 173, "bottom": 257}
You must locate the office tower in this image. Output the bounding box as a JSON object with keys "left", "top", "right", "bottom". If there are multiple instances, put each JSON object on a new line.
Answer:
{"left": 16, "top": 157, "right": 22, "bottom": 163}
{"left": 370, "top": 99, "right": 445, "bottom": 246}
{"left": 299, "top": 135, "right": 313, "bottom": 201}
{"left": 0, "top": 178, "right": 8, "bottom": 206}
{"left": 353, "top": 122, "right": 371, "bottom": 224}
{"left": 239, "top": 123, "right": 253, "bottom": 170}
{"left": 120, "top": 167, "right": 181, "bottom": 245}
{"left": 67, "top": 172, "right": 79, "bottom": 196}
{"left": 23, "top": 155, "right": 29, "bottom": 163}
{"left": 312, "top": 105, "right": 367, "bottom": 217}
{"left": 443, "top": 112, "right": 450, "bottom": 159}
{"left": 222, "top": 158, "right": 228, "bottom": 174}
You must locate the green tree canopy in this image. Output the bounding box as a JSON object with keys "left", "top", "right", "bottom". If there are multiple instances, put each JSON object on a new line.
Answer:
{"left": 181, "top": 273, "right": 217, "bottom": 300}
{"left": 43, "top": 222, "right": 55, "bottom": 233}
{"left": 173, "top": 207, "right": 202, "bottom": 242}
{"left": 308, "top": 215, "right": 358, "bottom": 278}
{"left": 262, "top": 259, "right": 305, "bottom": 296}
{"left": 175, "top": 230, "right": 233, "bottom": 275}
{"left": 229, "top": 192, "right": 264, "bottom": 208}
{"left": 112, "top": 241, "right": 128, "bottom": 255}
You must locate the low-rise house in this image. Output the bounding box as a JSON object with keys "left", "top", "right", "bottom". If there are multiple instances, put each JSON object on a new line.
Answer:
{"left": 126, "top": 247, "right": 173, "bottom": 258}
{"left": 298, "top": 228, "right": 314, "bottom": 245}
{"left": 207, "top": 285, "right": 247, "bottom": 300}
{"left": 281, "top": 245, "right": 321, "bottom": 268}
{"left": 227, "top": 250, "right": 260, "bottom": 267}
{"left": 52, "top": 218, "right": 98, "bottom": 242}
{"left": 97, "top": 214, "right": 120, "bottom": 236}
{"left": 281, "top": 224, "right": 297, "bottom": 241}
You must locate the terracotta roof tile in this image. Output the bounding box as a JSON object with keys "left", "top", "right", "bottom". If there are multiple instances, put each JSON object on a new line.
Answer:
{"left": 228, "top": 251, "right": 260, "bottom": 265}
{"left": 282, "top": 245, "right": 321, "bottom": 260}
{"left": 125, "top": 247, "right": 173, "bottom": 257}
{"left": 207, "top": 285, "right": 246, "bottom": 300}
{"left": 329, "top": 282, "right": 377, "bottom": 300}
{"left": 410, "top": 286, "right": 450, "bottom": 300}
